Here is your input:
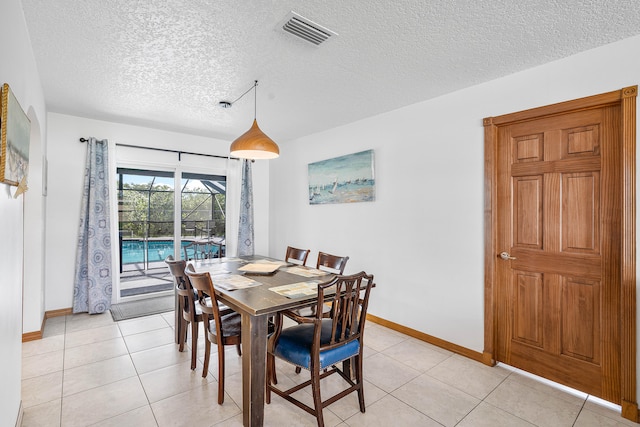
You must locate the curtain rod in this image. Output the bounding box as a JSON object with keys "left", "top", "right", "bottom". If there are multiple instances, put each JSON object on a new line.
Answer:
{"left": 79, "top": 138, "right": 242, "bottom": 161}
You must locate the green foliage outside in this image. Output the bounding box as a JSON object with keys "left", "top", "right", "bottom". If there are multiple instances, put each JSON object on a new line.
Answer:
{"left": 119, "top": 183, "right": 226, "bottom": 239}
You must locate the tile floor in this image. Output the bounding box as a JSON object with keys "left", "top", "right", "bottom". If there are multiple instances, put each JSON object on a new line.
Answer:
{"left": 21, "top": 311, "right": 636, "bottom": 427}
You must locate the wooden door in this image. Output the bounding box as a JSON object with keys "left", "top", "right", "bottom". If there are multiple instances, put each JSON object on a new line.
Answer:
{"left": 484, "top": 87, "right": 637, "bottom": 421}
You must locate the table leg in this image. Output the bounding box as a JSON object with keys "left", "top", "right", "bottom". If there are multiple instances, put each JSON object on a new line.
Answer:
{"left": 241, "top": 312, "right": 268, "bottom": 427}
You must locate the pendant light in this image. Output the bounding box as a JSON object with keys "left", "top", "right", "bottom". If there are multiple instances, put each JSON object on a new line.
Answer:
{"left": 229, "top": 81, "right": 280, "bottom": 160}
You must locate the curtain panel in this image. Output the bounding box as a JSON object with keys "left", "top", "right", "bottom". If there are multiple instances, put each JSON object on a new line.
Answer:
{"left": 237, "top": 159, "right": 254, "bottom": 256}
{"left": 73, "top": 137, "right": 113, "bottom": 314}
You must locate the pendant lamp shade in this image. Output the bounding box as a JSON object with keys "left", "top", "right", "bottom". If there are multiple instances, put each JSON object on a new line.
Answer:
{"left": 230, "top": 119, "right": 280, "bottom": 159}
{"left": 228, "top": 80, "right": 280, "bottom": 160}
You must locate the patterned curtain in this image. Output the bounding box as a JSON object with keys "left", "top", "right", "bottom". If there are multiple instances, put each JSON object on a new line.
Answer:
{"left": 237, "top": 159, "right": 254, "bottom": 256}
{"left": 73, "top": 138, "right": 113, "bottom": 314}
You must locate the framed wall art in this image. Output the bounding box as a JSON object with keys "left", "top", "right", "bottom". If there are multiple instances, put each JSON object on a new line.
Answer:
{"left": 1, "top": 83, "right": 31, "bottom": 186}
{"left": 308, "top": 149, "right": 375, "bottom": 205}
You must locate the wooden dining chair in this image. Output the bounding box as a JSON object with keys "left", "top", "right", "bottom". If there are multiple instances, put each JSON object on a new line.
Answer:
{"left": 285, "top": 246, "right": 310, "bottom": 266}
{"left": 316, "top": 251, "right": 349, "bottom": 274}
{"left": 185, "top": 264, "right": 242, "bottom": 404}
{"left": 183, "top": 240, "right": 222, "bottom": 261}
{"left": 165, "top": 255, "right": 204, "bottom": 370}
{"left": 267, "top": 271, "right": 375, "bottom": 427}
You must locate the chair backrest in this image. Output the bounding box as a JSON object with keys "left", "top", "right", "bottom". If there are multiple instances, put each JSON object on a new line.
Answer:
{"left": 316, "top": 251, "right": 349, "bottom": 274}
{"left": 285, "top": 246, "right": 310, "bottom": 266}
{"left": 316, "top": 271, "right": 374, "bottom": 349}
{"left": 185, "top": 264, "right": 224, "bottom": 337}
{"left": 165, "top": 255, "right": 196, "bottom": 316}
{"left": 183, "top": 240, "right": 222, "bottom": 261}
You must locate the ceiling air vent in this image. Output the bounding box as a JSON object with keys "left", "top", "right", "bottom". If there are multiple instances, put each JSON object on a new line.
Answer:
{"left": 281, "top": 12, "right": 337, "bottom": 46}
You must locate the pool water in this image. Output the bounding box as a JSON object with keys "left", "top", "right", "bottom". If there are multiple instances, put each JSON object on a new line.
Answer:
{"left": 121, "top": 240, "right": 195, "bottom": 264}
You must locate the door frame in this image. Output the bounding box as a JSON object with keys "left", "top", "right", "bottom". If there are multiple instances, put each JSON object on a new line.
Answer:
{"left": 483, "top": 86, "right": 638, "bottom": 421}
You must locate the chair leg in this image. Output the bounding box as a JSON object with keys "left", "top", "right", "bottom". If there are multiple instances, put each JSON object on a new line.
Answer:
{"left": 266, "top": 353, "right": 273, "bottom": 404}
{"left": 310, "top": 366, "right": 324, "bottom": 427}
{"left": 202, "top": 333, "right": 211, "bottom": 378}
{"left": 178, "top": 318, "right": 187, "bottom": 352}
{"left": 355, "top": 354, "right": 365, "bottom": 413}
{"left": 217, "top": 343, "right": 225, "bottom": 404}
{"left": 190, "top": 320, "right": 198, "bottom": 370}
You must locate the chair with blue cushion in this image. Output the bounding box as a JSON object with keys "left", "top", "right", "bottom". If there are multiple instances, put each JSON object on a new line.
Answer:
{"left": 266, "top": 271, "right": 375, "bottom": 427}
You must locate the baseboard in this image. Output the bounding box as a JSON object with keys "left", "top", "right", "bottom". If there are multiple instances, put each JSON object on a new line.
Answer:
{"left": 366, "top": 313, "right": 485, "bottom": 363}
{"left": 22, "top": 307, "right": 73, "bottom": 342}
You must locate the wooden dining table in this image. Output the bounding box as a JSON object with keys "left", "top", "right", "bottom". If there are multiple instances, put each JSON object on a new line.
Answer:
{"left": 192, "top": 255, "right": 334, "bottom": 427}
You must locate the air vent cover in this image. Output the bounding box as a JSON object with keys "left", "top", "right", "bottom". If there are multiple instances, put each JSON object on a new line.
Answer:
{"left": 281, "top": 12, "right": 337, "bottom": 46}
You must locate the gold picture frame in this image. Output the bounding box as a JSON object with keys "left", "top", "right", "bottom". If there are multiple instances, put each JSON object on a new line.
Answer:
{"left": 1, "top": 83, "right": 31, "bottom": 186}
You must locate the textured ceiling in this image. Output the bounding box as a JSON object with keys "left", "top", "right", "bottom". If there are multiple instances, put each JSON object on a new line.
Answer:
{"left": 21, "top": 0, "right": 640, "bottom": 143}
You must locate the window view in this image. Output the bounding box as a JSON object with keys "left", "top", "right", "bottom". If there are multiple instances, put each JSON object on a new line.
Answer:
{"left": 117, "top": 168, "right": 226, "bottom": 298}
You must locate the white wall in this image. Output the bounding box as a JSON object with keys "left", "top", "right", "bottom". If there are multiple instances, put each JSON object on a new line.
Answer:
{"left": 0, "top": 0, "right": 47, "bottom": 425}
{"left": 44, "top": 113, "right": 270, "bottom": 311}
{"left": 270, "top": 35, "right": 640, "bottom": 356}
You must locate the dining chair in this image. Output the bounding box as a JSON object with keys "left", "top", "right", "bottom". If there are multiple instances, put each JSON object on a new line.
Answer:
{"left": 292, "top": 251, "right": 349, "bottom": 321}
{"left": 285, "top": 246, "right": 310, "bottom": 265}
{"left": 185, "top": 264, "right": 242, "bottom": 404}
{"left": 183, "top": 240, "right": 222, "bottom": 261}
{"left": 266, "top": 271, "right": 375, "bottom": 427}
{"left": 165, "top": 255, "right": 205, "bottom": 370}
{"left": 316, "top": 251, "right": 349, "bottom": 274}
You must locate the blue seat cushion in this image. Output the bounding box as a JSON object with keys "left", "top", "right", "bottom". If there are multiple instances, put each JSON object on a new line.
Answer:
{"left": 273, "top": 320, "right": 360, "bottom": 370}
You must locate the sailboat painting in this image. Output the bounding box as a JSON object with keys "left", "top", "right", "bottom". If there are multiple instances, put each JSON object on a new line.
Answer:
{"left": 308, "top": 149, "right": 375, "bottom": 205}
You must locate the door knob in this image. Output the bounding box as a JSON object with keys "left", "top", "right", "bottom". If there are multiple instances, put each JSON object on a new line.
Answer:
{"left": 499, "top": 252, "right": 516, "bottom": 260}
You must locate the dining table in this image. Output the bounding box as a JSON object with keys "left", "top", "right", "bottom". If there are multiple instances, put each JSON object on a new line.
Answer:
{"left": 192, "top": 255, "right": 335, "bottom": 427}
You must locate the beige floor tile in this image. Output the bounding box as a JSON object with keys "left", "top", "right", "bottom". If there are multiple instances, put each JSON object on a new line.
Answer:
{"left": 361, "top": 352, "right": 421, "bottom": 393}
{"left": 199, "top": 346, "right": 243, "bottom": 381}
{"left": 90, "top": 405, "right": 158, "bottom": 427}
{"left": 63, "top": 354, "right": 137, "bottom": 396}
{"left": 344, "top": 394, "right": 441, "bottom": 427}
{"left": 263, "top": 393, "right": 343, "bottom": 427}
{"left": 21, "top": 399, "right": 62, "bottom": 427}
{"left": 151, "top": 383, "right": 241, "bottom": 427}
{"left": 381, "top": 337, "right": 452, "bottom": 372}
{"left": 64, "top": 325, "right": 122, "bottom": 349}
{"left": 22, "top": 370, "right": 63, "bottom": 408}
{"left": 508, "top": 370, "right": 589, "bottom": 404}
{"left": 290, "top": 372, "right": 387, "bottom": 422}
{"left": 63, "top": 337, "right": 128, "bottom": 369}
{"left": 362, "top": 324, "right": 407, "bottom": 352}
{"left": 139, "top": 360, "right": 214, "bottom": 403}
{"left": 323, "top": 378, "right": 386, "bottom": 421}
{"left": 65, "top": 312, "right": 115, "bottom": 333}
{"left": 211, "top": 414, "right": 243, "bottom": 426}
{"left": 427, "top": 354, "right": 511, "bottom": 399}
{"left": 130, "top": 342, "right": 190, "bottom": 374}
{"left": 574, "top": 408, "right": 636, "bottom": 427}
{"left": 60, "top": 377, "right": 148, "bottom": 427}
{"left": 458, "top": 402, "right": 536, "bottom": 427}
{"left": 43, "top": 316, "right": 67, "bottom": 338}
{"left": 22, "top": 350, "right": 64, "bottom": 380}
{"left": 123, "top": 327, "right": 175, "bottom": 353}
{"left": 160, "top": 311, "right": 176, "bottom": 326}
{"left": 485, "top": 375, "right": 584, "bottom": 427}
{"left": 22, "top": 334, "right": 65, "bottom": 358}
{"left": 392, "top": 373, "right": 480, "bottom": 427}
{"left": 117, "top": 314, "right": 171, "bottom": 336}
{"left": 581, "top": 398, "right": 637, "bottom": 427}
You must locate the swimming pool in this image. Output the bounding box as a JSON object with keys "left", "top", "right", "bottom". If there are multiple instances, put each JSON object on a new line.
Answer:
{"left": 121, "top": 240, "right": 196, "bottom": 264}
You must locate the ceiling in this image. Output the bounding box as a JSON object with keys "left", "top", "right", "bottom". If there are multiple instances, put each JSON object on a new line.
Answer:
{"left": 21, "top": 1, "right": 640, "bottom": 144}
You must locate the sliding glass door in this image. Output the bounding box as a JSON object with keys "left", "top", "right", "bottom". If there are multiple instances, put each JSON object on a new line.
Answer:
{"left": 116, "top": 168, "right": 226, "bottom": 299}
{"left": 117, "top": 168, "right": 175, "bottom": 298}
